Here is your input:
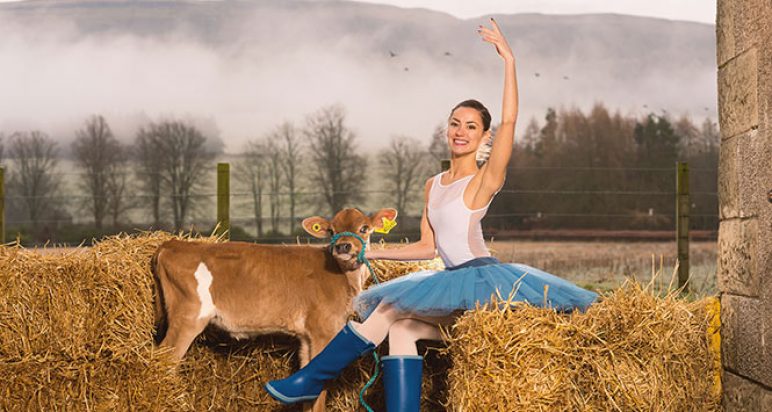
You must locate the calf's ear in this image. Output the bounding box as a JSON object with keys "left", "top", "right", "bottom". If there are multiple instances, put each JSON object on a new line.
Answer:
{"left": 302, "top": 216, "right": 331, "bottom": 238}
{"left": 370, "top": 208, "right": 398, "bottom": 230}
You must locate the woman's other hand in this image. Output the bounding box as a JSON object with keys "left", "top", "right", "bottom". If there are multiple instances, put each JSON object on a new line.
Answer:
{"left": 477, "top": 18, "right": 514, "bottom": 63}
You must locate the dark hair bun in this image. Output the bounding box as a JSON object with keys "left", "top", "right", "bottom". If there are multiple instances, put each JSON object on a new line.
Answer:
{"left": 450, "top": 99, "right": 492, "bottom": 131}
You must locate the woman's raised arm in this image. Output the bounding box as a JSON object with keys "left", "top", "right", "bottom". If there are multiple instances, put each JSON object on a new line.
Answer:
{"left": 477, "top": 18, "right": 518, "bottom": 194}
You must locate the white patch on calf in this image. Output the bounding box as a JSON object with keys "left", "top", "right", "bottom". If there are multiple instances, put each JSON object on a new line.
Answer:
{"left": 194, "top": 262, "right": 217, "bottom": 320}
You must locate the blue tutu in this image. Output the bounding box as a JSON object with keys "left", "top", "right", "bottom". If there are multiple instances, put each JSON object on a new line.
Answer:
{"left": 354, "top": 257, "right": 598, "bottom": 320}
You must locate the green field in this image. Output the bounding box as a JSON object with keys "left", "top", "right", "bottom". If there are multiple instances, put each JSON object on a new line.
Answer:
{"left": 488, "top": 240, "right": 717, "bottom": 297}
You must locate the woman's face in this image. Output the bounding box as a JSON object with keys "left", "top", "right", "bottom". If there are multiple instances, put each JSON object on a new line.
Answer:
{"left": 447, "top": 107, "right": 490, "bottom": 157}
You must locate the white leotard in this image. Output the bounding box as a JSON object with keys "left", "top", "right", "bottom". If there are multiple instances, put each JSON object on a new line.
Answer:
{"left": 426, "top": 171, "right": 493, "bottom": 267}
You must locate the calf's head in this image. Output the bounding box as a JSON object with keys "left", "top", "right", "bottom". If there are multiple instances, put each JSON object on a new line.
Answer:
{"left": 302, "top": 208, "right": 398, "bottom": 271}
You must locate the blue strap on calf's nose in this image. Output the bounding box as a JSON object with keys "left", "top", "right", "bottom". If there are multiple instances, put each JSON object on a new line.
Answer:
{"left": 328, "top": 231, "right": 380, "bottom": 285}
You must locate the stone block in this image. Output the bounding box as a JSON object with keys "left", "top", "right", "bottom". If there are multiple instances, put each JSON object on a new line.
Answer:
{"left": 719, "top": 48, "right": 759, "bottom": 139}
{"left": 721, "top": 294, "right": 771, "bottom": 386}
{"left": 764, "top": 390, "right": 772, "bottom": 412}
{"left": 723, "top": 371, "right": 763, "bottom": 411}
{"left": 718, "top": 135, "right": 739, "bottom": 218}
{"left": 761, "top": 196, "right": 772, "bottom": 305}
{"left": 763, "top": 13, "right": 772, "bottom": 130}
{"left": 719, "top": 128, "right": 770, "bottom": 219}
{"left": 723, "top": 371, "right": 772, "bottom": 411}
{"left": 718, "top": 218, "right": 759, "bottom": 295}
{"left": 716, "top": 0, "right": 735, "bottom": 66}
{"left": 717, "top": 0, "right": 768, "bottom": 68}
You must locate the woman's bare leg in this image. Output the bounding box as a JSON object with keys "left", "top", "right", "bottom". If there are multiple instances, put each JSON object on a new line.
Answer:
{"left": 387, "top": 318, "right": 444, "bottom": 356}
{"left": 350, "top": 302, "right": 454, "bottom": 355}
{"left": 349, "top": 302, "right": 403, "bottom": 345}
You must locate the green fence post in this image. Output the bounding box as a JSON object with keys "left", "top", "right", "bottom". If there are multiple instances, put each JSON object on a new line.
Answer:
{"left": 676, "top": 161, "right": 689, "bottom": 292}
{"left": 0, "top": 167, "right": 4, "bottom": 244}
{"left": 217, "top": 163, "right": 230, "bottom": 240}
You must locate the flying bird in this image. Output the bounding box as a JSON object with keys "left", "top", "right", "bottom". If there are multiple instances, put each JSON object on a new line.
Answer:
{"left": 444, "top": 51, "right": 452, "bottom": 56}
{"left": 389, "top": 51, "right": 398, "bottom": 58}
{"left": 563, "top": 75, "right": 569, "bottom": 80}
{"left": 404, "top": 67, "right": 410, "bottom": 72}
{"left": 534, "top": 72, "right": 540, "bottom": 77}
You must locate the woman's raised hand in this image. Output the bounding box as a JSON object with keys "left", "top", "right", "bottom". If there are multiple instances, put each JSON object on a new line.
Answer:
{"left": 477, "top": 18, "right": 514, "bottom": 63}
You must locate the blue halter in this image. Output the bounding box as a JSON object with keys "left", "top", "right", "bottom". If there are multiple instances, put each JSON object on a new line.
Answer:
{"left": 328, "top": 231, "right": 380, "bottom": 285}
{"left": 328, "top": 231, "right": 381, "bottom": 411}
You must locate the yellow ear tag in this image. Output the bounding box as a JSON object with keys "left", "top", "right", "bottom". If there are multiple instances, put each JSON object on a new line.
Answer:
{"left": 312, "top": 223, "right": 322, "bottom": 233}
{"left": 374, "top": 217, "right": 397, "bottom": 234}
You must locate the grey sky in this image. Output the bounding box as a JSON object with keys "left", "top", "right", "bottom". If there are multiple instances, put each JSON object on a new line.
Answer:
{"left": 356, "top": 0, "right": 716, "bottom": 24}
{"left": 0, "top": 0, "right": 717, "bottom": 24}
{"left": 0, "top": 0, "right": 717, "bottom": 154}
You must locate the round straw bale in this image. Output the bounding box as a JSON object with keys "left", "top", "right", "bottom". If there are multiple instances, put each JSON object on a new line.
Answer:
{"left": 444, "top": 280, "right": 720, "bottom": 411}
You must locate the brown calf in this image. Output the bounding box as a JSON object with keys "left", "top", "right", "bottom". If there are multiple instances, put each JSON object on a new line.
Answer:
{"left": 152, "top": 207, "right": 397, "bottom": 411}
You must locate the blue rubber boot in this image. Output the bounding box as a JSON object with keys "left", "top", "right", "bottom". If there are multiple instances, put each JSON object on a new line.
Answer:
{"left": 264, "top": 321, "right": 375, "bottom": 404}
{"left": 382, "top": 355, "right": 423, "bottom": 412}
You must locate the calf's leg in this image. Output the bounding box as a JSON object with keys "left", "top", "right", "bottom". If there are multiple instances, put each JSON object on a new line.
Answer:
{"left": 160, "top": 312, "right": 211, "bottom": 360}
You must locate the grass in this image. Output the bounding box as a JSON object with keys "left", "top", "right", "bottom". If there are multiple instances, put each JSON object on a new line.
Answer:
{"left": 488, "top": 239, "right": 717, "bottom": 297}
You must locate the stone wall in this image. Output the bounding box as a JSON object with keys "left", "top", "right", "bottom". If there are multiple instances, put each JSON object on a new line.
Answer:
{"left": 716, "top": 0, "right": 772, "bottom": 410}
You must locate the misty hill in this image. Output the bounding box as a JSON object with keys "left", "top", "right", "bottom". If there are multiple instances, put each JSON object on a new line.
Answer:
{"left": 0, "top": 0, "right": 717, "bottom": 152}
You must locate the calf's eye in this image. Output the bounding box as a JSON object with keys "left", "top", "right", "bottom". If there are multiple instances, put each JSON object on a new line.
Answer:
{"left": 360, "top": 226, "right": 369, "bottom": 233}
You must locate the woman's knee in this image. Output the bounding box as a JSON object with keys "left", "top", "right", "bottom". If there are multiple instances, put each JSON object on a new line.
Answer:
{"left": 371, "top": 302, "right": 401, "bottom": 321}
{"left": 388, "top": 318, "right": 421, "bottom": 341}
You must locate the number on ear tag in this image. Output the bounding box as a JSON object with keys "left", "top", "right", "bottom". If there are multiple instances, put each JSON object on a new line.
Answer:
{"left": 374, "top": 217, "right": 397, "bottom": 234}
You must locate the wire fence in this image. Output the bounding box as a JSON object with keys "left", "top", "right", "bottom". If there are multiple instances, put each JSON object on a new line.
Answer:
{"left": 0, "top": 162, "right": 719, "bottom": 245}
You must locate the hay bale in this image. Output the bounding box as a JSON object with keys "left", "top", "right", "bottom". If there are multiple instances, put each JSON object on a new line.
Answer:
{"left": 444, "top": 281, "right": 720, "bottom": 411}
{"left": 0, "top": 354, "right": 185, "bottom": 410}
{"left": 0, "top": 233, "right": 719, "bottom": 411}
{"left": 0, "top": 232, "right": 196, "bottom": 410}
{"left": 0, "top": 232, "right": 448, "bottom": 411}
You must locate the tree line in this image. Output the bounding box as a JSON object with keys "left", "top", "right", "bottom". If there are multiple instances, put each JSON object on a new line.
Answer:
{"left": 234, "top": 105, "right": 433, "bottom": 237}
{"left": 0, "top": 102, "right": 718, "bottom": 244}
{"left": 489, "top": 104, "right": 719, "bottom": 232}
{"left": 0, "top": 105, "right": 438, "bottom": 243}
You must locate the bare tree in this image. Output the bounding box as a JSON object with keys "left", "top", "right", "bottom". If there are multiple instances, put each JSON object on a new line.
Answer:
{"left": 72, "top": 115, "right": 123, "bottom": 229}
{"left": 236, "top": 140, "right": 268, "bottom": 237}
{"left": 155, "top": 120, "right": 214, "bottom": 231}
{"left": 305, "top": 105, "right": 366, "bottom": 214}
{"left": 265, "top": 139, "right": 283, "bottom": 234}
{"left": 675, "top": 114, "right": 700, "bottom": 157}
{"left": 427, "top": 123, "right": 449, "bottom": 168}
{"left": 520, "top": 117, "right": 541, "bottom": 151}
{"left": 105, "top": 153, "right": 132, "bottom": 226}
{"left": 276, "top": 122, "right": 303, "bottom": 234}
{"left": 380, "top": 136, "right": 428, "bottom": 215}
{"left": 134, "top": 128, "right": 164, "bottom": 227}
{"left": 698, "top": 117, "right": 720, "bottom": 153}
{"left": 135, "top": 120, "right": 214, "bottom": 230}
{"left": 8, "top": 131, "right": 60, "bottom": 230}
